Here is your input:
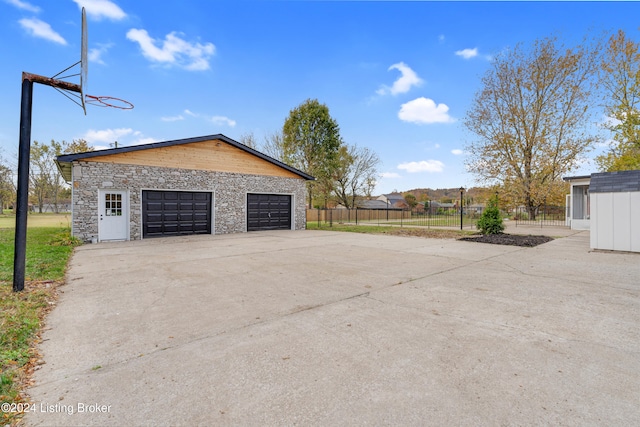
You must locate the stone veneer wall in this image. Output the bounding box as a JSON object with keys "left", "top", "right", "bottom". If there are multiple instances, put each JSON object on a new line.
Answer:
{"left": 71, "top": 161, "right": 308, "bottom": 241}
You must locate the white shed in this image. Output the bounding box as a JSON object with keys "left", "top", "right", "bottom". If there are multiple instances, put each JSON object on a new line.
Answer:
{"left": 589, "top": 170, "right": 640, "bottom": 253}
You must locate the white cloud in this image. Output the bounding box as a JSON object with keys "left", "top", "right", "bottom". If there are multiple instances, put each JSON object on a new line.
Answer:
{"left": 180, "top": 109, "right": 235, "bottom": 126}
{"left": 398, "top": 97, "right": 454, "bottom": 124}
{"left": 211, "top": 116, "right": 236, "bottom": 127}
{"left": 602, "top": 114, "right": 621, "bottom": 128}
{"left": 377, "top": 62, "right": 423, "bottom": 96}
{"left": 126, "top": 29, "right": 215, "bottom": 71}
{"left": 88, "top": 43, "right": 113, "bottom": 65}
{"left": 19, "top": 18, "right": 66, "bottom": 45}
{"left": 438, "top": 34, "right": 445, "bottom": 43}
{"left": 161, "top": 114, "right": 184, "bottom": 122}
{"left": 82, "top": 128, "right": 157, "bottom": 147}
{"left": 380, "top": 172, "right": 401, "bottom": 179}
{"left": 596, "top": 138, "right": 615, "bottom": 148}
{"left": 5, "top": 0, "right": 40, "bottom": 12}
{"left": 455, "top": 48, "right": 478, "bottom": 59}
{"left": 451, "top": 149, "right": 464, "bottom": 155}
{"left": 398, "top": 160, "right": 445, "bottom": 173}
{"left": 130, "top": 137, "right": 158, "bottom": 146}
{"left": 83, "top": 128, "right": 133, "bottom": 143}
{"left": 73, "top": 0, "right": 126, "bottom": 21}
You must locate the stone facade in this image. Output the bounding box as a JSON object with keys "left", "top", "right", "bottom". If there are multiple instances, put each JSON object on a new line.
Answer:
{"left": 71, "top": 161, "right": 308, "bottom": 241}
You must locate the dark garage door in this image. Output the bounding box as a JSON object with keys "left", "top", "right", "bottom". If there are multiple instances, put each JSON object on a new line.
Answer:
{"left": 247, "top": 193, "right": 291, "bottom": 231}
{"left": 142, "top": 190, "right": 211, "bottom": 238}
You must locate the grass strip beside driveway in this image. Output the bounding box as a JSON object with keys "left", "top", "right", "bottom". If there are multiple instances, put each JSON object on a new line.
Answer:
{"left": 0, "top": 225, "right": 79, "bottom": 425}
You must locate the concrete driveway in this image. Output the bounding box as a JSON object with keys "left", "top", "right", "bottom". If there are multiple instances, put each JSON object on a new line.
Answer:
{"left": 26, "top": 230, "right": 639, "bottom": 426}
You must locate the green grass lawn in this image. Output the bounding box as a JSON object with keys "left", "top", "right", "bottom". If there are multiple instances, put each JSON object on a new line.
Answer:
{"left": 0, "top": 219, "right": 79, "bottom": 424}
{"left": 0, "top": 213, "right": 71, "bottom": 229}
{"left": 306, "top": 221, "right": 476, "bottom": 238}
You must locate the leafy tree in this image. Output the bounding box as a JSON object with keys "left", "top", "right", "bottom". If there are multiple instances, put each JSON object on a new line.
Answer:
{"left": 477, "top": 197, "right": 504, "bottom": 235}
{"left": 283, "top": 99, "right": 342, "bottom": 208}
{"left": 30, "top": 139, "right": 93, "bottom": 213}
{"left": 30, "top": 140, "right": 59, "bottom": 213}
{"left": 464, "top": 36, "right": 600, "bottom": 219}
{"left": 333, "top": 144, "right": 380, "bottom": 209}
{"left": 65, "top": 138, "right": 93, "bottom": 154}
{"left": 403, "top": 193, "right": 417, "bottom": 209}
{"left": 596, "top": 30, "right": 640, "bottom": 171}
{"left": 0, "top": 157, "right": 15, "bottom": 214}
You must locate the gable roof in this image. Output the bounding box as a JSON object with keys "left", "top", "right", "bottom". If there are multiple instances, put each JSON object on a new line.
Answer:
{"left": 383, "top": 193, "right": 406, "bottom": 203}
{"left": 55, "top": 134, "right": 315, "bottom": 182}
{"left": 359, "top": 200, "right": 398, "bottom": 209}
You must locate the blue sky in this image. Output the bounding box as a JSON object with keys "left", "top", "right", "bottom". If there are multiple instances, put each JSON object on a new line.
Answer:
{"left": 1, "top": 0, "right": 639, "bottom": 195}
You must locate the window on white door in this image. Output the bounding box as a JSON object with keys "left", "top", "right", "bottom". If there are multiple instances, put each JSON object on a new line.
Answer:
{"left": 105, "top": 193, "right": 122, "bottom": 216}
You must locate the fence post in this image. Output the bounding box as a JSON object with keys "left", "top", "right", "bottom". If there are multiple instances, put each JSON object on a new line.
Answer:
{"left": 355, "top": 207, "right": 358, "bottom": 225}
{"left": 459, "top": 187, "right": 464, "bottom": 230}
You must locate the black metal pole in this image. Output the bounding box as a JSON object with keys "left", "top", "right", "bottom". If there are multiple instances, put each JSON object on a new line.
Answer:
{"left": 13, "top": 76, "right": 34, "bottom": 292}
{"left": 460, "top": 188, "right": 463, "bottom": 230}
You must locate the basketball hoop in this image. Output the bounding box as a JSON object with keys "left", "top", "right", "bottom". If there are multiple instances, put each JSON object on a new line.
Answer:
{"left": 80, "top": 6, "right": 87, "bottom": 114}
{"left": 47, "top": 8, "right": 133, "bottom": 113}
{"left": 85, "top": 95, "right": 134, "bottom": 110}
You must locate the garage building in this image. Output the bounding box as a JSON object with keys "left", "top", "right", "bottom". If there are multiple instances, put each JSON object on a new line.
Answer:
{"left": 56, "top": 134, "right": 314, "bottom": 242}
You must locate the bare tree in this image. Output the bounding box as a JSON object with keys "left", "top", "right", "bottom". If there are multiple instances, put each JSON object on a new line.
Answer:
{"left": 238, "top": 132, "right": 258, "bottom": 149}
{"left": 333, "top": 144, "right": 380, "bottom": 209}
{"left": 464, "top": 35, "right": 600, "bottom": 218}
{"left": 261, "top": 131, "right": 286, "bottom": 161}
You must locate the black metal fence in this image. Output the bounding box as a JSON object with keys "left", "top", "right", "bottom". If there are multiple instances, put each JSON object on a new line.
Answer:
{"left": 513, "top": 205, "right": 567, "bottom": 227}
{"left": 307, "top": 207, "right": 478, "bottom": 229}
{"left": 308, "top": 204, "right": 568, "bottom": 230}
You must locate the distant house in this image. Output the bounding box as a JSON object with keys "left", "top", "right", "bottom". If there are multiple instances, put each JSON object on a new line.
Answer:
{"left": 428, "top": 201, "right": 456, "bottom": 209}
{"left": 377, "top": 193, "right": 408, "bottom": 208}
{"left": 358, "top": 199, "right": 393, "bottom": 209}
{"left": 466, "top": 204, "right": 485, "bottom": 215}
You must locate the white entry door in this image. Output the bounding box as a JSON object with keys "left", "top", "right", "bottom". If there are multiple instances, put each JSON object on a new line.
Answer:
{"left": 98, "top": 190, "right": 128, "bottom": 241}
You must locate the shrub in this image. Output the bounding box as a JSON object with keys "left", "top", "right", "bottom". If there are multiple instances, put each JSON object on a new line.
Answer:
{"left": 477, "top": 199, "right": 504, "bottom": 234}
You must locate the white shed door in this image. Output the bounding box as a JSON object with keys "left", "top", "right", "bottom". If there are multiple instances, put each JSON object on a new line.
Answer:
{"left": 98, "top": 190, "right": 128, "bottom": 241}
